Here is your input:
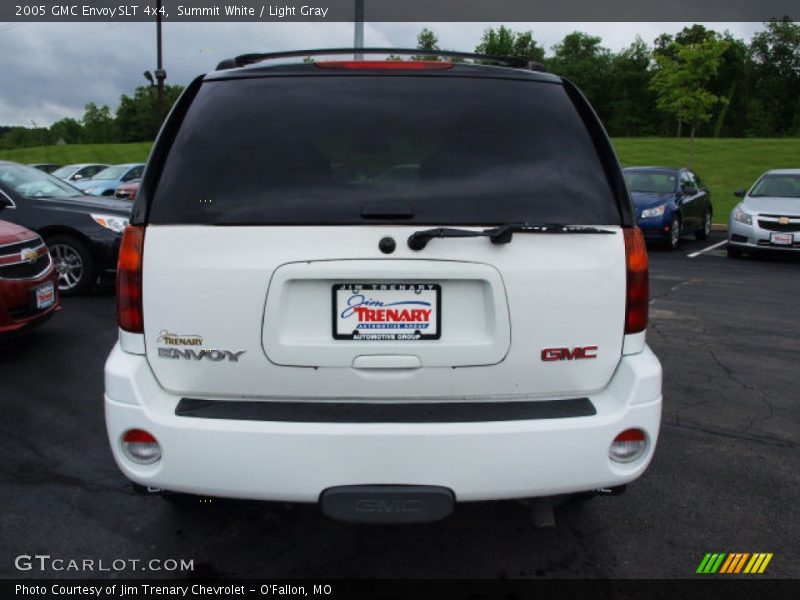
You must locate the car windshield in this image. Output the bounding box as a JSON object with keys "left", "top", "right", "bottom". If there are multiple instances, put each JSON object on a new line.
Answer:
{"left": 750, "top": 174, "right": 800, "bottom": 198}
{"left": 624, "top": 171, "right": 677, "bottom": 194}
{"left": 0, "top": 163, "right": 84, "bottom": 198}
{"left": 92, "top": 166, "right": 129, "bottom": 181}
{"left": 51, "top": 165, "right": 79, "bottom": 179}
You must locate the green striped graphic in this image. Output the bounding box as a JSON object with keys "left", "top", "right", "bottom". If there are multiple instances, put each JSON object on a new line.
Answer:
{"left": 697, "top": 552, "right": 773, "bottom": 574}
{"left": 697, "top": 553, "right": 727, "bottom": 573}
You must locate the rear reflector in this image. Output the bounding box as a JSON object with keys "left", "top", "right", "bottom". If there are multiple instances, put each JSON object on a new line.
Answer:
{"left": 609, "top": 428, "right": 647, "bottom": 463}
{"left": 623, "top": 227, "right": 649, "bottom": 334}
{"left": 121, "top": 429, "right": 161, "bottom": 464}
{"left": 117, "top": 225, "right": 145, "bottom": 333}
{"left": 315, "top": 60, "right": 453, "bottom": 70}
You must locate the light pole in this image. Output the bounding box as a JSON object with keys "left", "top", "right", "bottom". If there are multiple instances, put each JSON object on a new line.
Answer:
{"left": 354, "top": 0, "right": 364, "bottom": 59}
{"left": 154, "top": 0, "right": 166, "bottom": 122}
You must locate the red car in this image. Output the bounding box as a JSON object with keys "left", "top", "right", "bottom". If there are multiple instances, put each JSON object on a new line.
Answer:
{"left": 114, "top": 180, "right": 140, "bottom": 201}
{"left": 0, "top": 220, "right": 59, "bottom": 336}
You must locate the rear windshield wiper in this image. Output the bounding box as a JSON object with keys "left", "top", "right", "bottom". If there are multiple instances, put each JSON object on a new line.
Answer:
{"left": 407, "top": 223, "right": 615, "bottom": 250}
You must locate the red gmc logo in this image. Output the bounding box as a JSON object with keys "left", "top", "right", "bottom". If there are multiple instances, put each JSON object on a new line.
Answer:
{"left": 541, "top": 346, "right": 598, "bottom": 361}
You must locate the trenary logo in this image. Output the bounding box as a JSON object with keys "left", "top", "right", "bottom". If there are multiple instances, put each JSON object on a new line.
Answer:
{"left": 696, "top": 552, "right": 773, "bottom": 574}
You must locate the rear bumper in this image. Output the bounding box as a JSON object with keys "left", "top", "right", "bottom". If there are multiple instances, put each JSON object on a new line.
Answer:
{"left": 104, "top": 344, "right": 662, "bottom": 503}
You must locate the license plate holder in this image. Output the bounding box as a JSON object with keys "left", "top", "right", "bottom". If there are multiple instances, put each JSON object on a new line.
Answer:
{"left": 35, "top": 281, "right": 55, "bottom": 309}
{"left": 332, "top": 282, "right": 441, "bottom": 341}
{"left": 770, "top": 232, "right": 793, "bottom": 246}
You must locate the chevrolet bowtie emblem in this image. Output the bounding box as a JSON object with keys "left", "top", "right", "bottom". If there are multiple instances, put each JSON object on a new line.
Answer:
{"left": 20, "top": 248, "right": 38, "bottom": 264}
{"left": 779, "top": 217, "right": 790, "bottom": 225}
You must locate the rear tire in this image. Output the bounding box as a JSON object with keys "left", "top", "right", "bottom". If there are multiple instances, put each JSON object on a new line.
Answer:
{"left": 696, "top": 209, "right": 712, "bottom": 240}
{"left": 46, "top": 234, "right": 95, "bottom": 296}
{"left": 664, "top": 215, "right": 681, "bottom": 251}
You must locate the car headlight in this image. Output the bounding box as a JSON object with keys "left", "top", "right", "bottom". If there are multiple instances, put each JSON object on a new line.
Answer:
{"left": 640, "top": 205, "right": 666, "bottom": 218}
{"left": 733, "top": 206, "right": 753, "bottom": 225}
{"left": 91, "top": 213, "right": 129, "bottom": 233}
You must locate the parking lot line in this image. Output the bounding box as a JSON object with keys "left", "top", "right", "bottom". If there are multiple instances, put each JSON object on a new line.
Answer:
{"left": 687, "top": 240, "right": 727, "bottom": 258}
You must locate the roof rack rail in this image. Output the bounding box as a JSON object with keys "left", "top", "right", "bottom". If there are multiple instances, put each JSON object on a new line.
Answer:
{"left": 215, "top": 48, "right": 548, "bottom": 72}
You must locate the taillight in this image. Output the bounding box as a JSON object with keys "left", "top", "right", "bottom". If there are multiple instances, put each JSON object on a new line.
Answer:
{"left": 117, "top": 225, "right": 145, "bottom": 333}
{"left": 609, "top": 428, "right": 647, "bottom": 463}
{"left": 315, "top": 60, "right": 453, "bottom": 70}
{"left": 623, "top": 227, "right": 648, "bottom": 334}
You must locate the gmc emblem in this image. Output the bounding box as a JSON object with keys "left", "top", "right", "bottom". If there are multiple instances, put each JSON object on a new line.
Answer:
{"left": 541, "top": 346, "right": 598, "bottom": 361}
{"left": 354, "top": 499, "right": 424, "bottom": 513}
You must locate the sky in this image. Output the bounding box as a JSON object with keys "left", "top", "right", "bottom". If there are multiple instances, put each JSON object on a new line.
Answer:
{"left": 0, "top": 21, "right": 765, "bottom": 127}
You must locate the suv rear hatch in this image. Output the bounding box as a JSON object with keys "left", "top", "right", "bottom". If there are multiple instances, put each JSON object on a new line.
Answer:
{"left": 135, "top": 63, "right": 634, "bottom": 400}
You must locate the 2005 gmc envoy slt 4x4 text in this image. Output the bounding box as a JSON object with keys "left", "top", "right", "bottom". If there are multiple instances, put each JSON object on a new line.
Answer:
{"left": 104, "top": 48, "right": 662, "bottom": 524}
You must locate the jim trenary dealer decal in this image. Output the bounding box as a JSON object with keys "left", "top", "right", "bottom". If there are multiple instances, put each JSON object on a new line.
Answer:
{"left": 156, "top": 329, "right": 245, "bottom": 362}
{"left": 333, "top": 283, "right": 441, "bottom": 341}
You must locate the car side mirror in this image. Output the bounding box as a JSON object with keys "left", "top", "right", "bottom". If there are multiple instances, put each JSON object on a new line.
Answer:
{"left": 734, "top": 188, "right": 746, "bottom": 198}
{"left": 681, "top": 185, "right": 698, "bottom": 196}
{"left": 72, "top": 174, "right": 83, "bottom": 181}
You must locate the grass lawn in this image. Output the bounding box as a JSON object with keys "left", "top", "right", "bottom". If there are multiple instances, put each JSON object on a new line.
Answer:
{"left": 0, "top": 143, "right": 152, "bottom": 166}
{"left": 2, "top": 138, "right": 798, "bottom": 223}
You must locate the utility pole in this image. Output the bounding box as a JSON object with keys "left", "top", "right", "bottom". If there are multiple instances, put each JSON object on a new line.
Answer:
{"left": 154, "top": 0, "right": 166, "bottom": 122}
{"left": 354, "top": 0, "right": 364, "bottom": 60}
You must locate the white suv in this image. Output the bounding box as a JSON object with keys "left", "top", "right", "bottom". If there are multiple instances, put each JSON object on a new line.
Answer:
{"left": 105, "top": 49, "right": 662, "bottom": 523}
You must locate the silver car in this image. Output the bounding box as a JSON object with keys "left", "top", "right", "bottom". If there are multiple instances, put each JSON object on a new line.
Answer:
{"left": 728, "top": 169, "right": 800, "bottom": 258}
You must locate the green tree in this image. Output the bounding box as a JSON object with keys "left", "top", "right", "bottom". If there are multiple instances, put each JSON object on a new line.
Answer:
{"left": 712, "top": 32, "right": 749, "bottom": 137}
{"left": 0, "top": 127, "right": 51, "bottom": 150}
{"left": 606, "top": 37, "right": 657, "bottom": 136}
{"left": 548, "top": 32, "right": 613, "bottom": 123}
{"left": 656, "top": 26, "right": 749, "bottom": 137}
{"left": 650, "top": 36, "right": 729, "bottom": 162}
{"left": 417, "top": 27, "right": 439, "bottom": 51}
{"left": 81, "top": 102, "right": 116, "bottom": 143}
{"left": 475, "top": 26, "right": 545, "bottom": 63}
{"left": 413, "top": 27, "right": 441, "bottom": 61}
{"left": 49, "top": 118, "right": 83, "bottom": 144}
{"left": 748, "top": 18, "right": 800, "bottom": 135}
{"left": 115, "top": 85, "right": 184, "bottom": 142}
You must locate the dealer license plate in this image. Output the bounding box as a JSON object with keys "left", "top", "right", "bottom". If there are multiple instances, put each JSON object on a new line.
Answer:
{"left": 333, "top": 282, "right": 441, "bottom": 341}
{"left": 770, "top": 232, "right": 793, "bottom": 246}
{"left": 36, "top": 281, "right": 55, "bottom": 309}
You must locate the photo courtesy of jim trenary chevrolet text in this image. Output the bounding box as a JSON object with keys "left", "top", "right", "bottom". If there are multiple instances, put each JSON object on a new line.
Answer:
{"left": 0, "top": 0, "right": 798, "bottom": 597}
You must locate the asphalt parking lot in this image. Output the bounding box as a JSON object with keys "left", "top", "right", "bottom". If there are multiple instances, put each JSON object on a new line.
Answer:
{"left": 1, "top": 231, "right": 798, "bottom": 579}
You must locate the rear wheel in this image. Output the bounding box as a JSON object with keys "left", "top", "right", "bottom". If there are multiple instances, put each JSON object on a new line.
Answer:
{"left": 696, "top": 209, "right": 712, "bottom": 240}
{"left": 46, "top": 234, "right": 95, "bottom": 295}
{"left": 664, "top": 215, "right": 681, "bottom": 251}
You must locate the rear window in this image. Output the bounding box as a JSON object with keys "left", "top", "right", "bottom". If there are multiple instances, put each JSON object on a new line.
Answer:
{"left": 149, "top": 75, "right": 620, "bottom": 225}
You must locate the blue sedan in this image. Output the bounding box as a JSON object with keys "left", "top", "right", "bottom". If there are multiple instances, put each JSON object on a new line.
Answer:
{"left": 623, "top": 167, "right": 713, "bottom": 250}
{"left": 73, "top": 163, "right": 145, "bottom": 196}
